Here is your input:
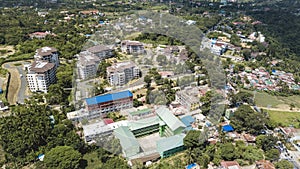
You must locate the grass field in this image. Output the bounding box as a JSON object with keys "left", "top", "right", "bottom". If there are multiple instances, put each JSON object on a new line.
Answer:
{"left": 267, "top": 110, "right": 300, "bottom": 127}
{"left": 242, "top": 89, "right": 300, "bottom": 110}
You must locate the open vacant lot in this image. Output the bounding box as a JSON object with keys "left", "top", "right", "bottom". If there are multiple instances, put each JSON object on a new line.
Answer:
{"left": 267, "top": 110, "right": 300, "bottom": 127}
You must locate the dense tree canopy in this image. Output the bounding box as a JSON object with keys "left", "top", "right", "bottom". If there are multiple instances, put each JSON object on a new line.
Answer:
{"left": 230, "top": 105, "right": 267, "bottom": 134}
{"left": 44, "top": 146, "right": 82, "bottom": 169}
{"left": 0, "top": 102, "right": 85, "bottom": 166}
{"left": 275, "top": 160, "right": 294, "bottom": 169}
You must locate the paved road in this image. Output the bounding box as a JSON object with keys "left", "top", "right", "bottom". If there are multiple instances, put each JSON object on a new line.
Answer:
{"left": 16, "top": 66, "right": 27, "bottom": 103}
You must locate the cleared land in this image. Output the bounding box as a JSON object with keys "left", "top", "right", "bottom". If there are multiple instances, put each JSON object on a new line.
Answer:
{"left": 267, "top": 110, "right": 300, "bottom": 127}
{"left": 7, "top": 68, "right": 20, "bottom": 104}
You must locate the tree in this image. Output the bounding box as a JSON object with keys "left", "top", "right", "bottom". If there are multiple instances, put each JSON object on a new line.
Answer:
{"left": 219, "top": 143, "right": 236, "bottom": 161}
{"left": 230, "top": 34, "right": 241, "bottom": 46}
{"left": 231, "top": 91, "right": 254, "bottom": 106}
{"left": 144, "top": 75, "right": 152, "bottom": 88}
{"left": 275, "top": 160, "right": 294, "bottom": 169}
{"left": 256, "top": 135, "right": 278, "bottom": 151}
{"left": 184, "top": 130, "right": 202, "bottom": 149}
{"left": 230, "top": 105, "right": 266, "bottom": 134}
{"left": 265, "top": 149, "right": 280, "bottom": 161}
{"left": 157, "top": 55, "right": 167, "bottom": 66}
{"left": 44, "top": 146, "right": 82, "bottom": 169}
{"left": 101, "top": 156, "right": 129, "bottom": 169}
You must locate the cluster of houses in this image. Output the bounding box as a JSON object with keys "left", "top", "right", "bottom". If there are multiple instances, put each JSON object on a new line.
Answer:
{"left": 227, "top": 66, "right": 300, "bottom": 91}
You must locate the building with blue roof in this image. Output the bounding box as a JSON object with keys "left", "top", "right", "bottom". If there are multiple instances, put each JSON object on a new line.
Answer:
{"left": 180, "top": 115, "right": 195, "bottom": 131}
{"left": 85, "top": 90, "right": 133, "bottom": 114}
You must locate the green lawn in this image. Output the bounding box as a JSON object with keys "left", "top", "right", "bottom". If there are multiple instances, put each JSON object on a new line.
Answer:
{"left": 82, "top": 151, "right": 103, "bottom": 169}
{"left": 267, "top": 110, "right": 300, "bottom": 127}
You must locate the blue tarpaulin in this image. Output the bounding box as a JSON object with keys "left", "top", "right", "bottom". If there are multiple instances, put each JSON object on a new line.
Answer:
{"left": 222, "top": 125, "right": 234, "bottom": 132}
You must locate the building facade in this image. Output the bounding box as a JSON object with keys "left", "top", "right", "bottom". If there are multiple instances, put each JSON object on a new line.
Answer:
{"left": 107, "top": 61, "right": 140, "bottom": 86}
{"left": 26, "top": 61, "right": 56, "bottom": 93}
{"left": 85, "top": 90, "right": 133, "bottom": 115}
{"left": 77, "top": 51, "right": 100, "bottom": 79}
{"left": 121, "top": 40, "right": 144, "bottom": 54}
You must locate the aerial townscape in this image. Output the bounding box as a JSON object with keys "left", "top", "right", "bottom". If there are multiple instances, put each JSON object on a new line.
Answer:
{"left": 1, "top": 0, "right": 300, "bottom": 169}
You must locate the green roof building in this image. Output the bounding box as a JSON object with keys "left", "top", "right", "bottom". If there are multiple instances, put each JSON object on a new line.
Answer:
{"left": 128, "top": 116, "right": 165, "bottom": 137}
{"left": 156, "top": 107, "right": 186, "bottom": 137}
{"left": 113, "top": 126, "right": 140, "bottom": 158}
{"left": 157, "top": 134, "right": 186, "bottom": 158}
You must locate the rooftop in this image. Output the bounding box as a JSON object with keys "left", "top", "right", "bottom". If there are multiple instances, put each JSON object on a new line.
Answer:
{"left": 129, "top": 108, "right": 152, "bottom": 116}
{"left": 128, "top": 116, "right": 165, "bottom": 131}
{"left": 85, "top": 90, "right": 133, "bottom": 106}
{"left": 36, "top": 46, "right": 57, "bottom": 57}
{"left": 82, "top": 121, "right": 112, "bottom": 137}
{"left": 107, "top": 61, "right": 138, "bottom": 73}
{"left": 29, "top": 61, "right": 55, "bottom": 73}
{"left": 77, "top": 51, "right": 100, "bottom": 66}
{"left": 113, "top": 126, "right": 140, "bottom": 151}
{"left": 121, "top": 40, "right": 143, "bottom": 46}
{"left": 180, "top": 115, "right": 195, "bottom": 127}
{"left": 156, "top": 106, "right": 186, "bottom": 131}
{"left": 156, "top": 134, "right": 185, "bottom": 153}
{"left": 87, "top": 44, "right": 112, "bottom": 53}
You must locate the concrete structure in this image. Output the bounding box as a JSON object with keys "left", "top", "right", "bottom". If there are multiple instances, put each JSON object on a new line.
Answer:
{"left": 86, "top": 45, "right": 114, "bottom": 60}
{"left": 26, "top": 60, "right": 56, "bottom": 93}
{"left": 34, "top": 47, "right": 59, "bottom": 68}
{"left": 156, "top": 134, "right": 185, "bottom": 158}
{"left": 114, "top": 126, "right": 141, "bottom": 157}
{"left": 107, "top": 61, "right": 140, "bottom": 86}
{"left": 85, "top": 90, "right": 133, "bottom": 115}
{"left": 82, "top": 121, "right": 113, "bottom": 143}
{"left": 77, "top": 51, "right": 100, "bottom": 79}
{"left": 176, "top": 87, "right": 202, "bottom": 111}
{"left": 156, "top": 107, "right": 186, "bottom": 137}
{"left": 121, "top": 40, "right": 144, "bottom": 54}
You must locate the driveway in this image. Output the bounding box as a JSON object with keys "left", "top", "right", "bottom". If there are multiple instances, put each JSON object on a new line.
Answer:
{"left": 3, "top": 61, "right": 30, "bottom": 104}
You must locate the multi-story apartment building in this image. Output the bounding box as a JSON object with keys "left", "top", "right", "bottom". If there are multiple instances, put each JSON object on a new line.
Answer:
{"left": 85, "top": 90, "right": 133, "bottom": 115}
{"left": 26, "top": 61, "right": 56, "bottom": 93}
{"left": 34, "top": 46, "right": 59, "bottom": 68}
{"left": 77, "top": 51, "right": 101, "bottom": 79}
{"left": 175, "top": 87, "right": 202, "bottom": 111}
{"left": 86, "top": 44, "right": 114, "bottom": 60}
{"left": 121, "top": 40, "right": 144, "bottom": 54}
{"left": 107, "top": 61, "right": 140, "bottom": 86}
